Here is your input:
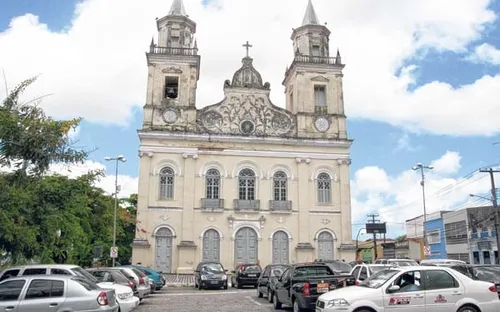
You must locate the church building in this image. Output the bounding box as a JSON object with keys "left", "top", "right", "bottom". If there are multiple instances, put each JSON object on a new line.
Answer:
{"left": 131, "top": 0, "right": 355, "bottom": 273}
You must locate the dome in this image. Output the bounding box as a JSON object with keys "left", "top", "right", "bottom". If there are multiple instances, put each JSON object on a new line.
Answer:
{"left": 224, "top": 57, "right": 270, "bottom": 90}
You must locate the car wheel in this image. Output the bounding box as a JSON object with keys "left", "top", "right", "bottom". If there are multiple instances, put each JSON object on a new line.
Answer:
{"left": 198, "top": 282, "right": 202, "bottom": 290}
{"left": 293, "top": 299, "right": 303, "bottom": 312}
{"left": 257, "top": 287, "right": 263, "bottom": 298}
{"left": 457, "top": 305, "right": 479, "bottom": 312}
{"left": 223, "top": 283, "right": 228, "bottom": 290}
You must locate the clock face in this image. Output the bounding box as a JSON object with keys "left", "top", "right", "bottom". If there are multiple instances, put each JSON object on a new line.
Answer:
{"left": 163, "top": 109, "right": 178, "bottom": 123}
{"left": 315, "top": 117, "right": 330, "bottom": 132}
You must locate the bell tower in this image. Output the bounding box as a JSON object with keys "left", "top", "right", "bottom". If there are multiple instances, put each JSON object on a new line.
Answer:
{"left": 142, "top": 0, "right": 200, "bottom": 129}
{"left": 283, "top": 0, "right": 347, "bottom": 139}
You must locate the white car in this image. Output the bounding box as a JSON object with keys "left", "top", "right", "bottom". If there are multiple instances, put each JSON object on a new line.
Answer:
{"left": 316, "top": 265, "right": 500, "bottom": 312}
{"left": 349, "top": 264, "right": 392, "bottom": 284}
{"left": 99, "top": 282, "right": 140, "bottom": 312}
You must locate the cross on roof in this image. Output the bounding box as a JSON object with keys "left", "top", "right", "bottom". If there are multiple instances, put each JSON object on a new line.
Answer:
{"left": 242, "top": 41, "right": 253, "bottom": 57}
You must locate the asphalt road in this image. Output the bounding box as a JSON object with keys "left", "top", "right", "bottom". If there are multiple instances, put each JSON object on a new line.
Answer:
{"left": 136, "top": 287, "right": 292, "bottom": 312}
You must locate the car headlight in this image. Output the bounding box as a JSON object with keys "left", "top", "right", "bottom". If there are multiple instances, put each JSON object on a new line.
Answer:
{"left": 326, "top": 299, "right": 349, "bottom": 308}
{"left": 221, "top": 274, "right": 227, "bottom": 280}
{"left": 201, "top": 275, "right": 207, "bottom": 280}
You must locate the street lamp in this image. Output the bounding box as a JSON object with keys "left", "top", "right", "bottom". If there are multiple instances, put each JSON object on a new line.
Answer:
{"left": 105, "top": 155, "right": 127, "bottom": 267}
{"left": 469, "top": 193, "right": 500, "bottom": 261}
{"left": 355, "top": 228, "right": 365, "bottom": 262}
{"left": 412, "top": 162, "right": 433, "bottom": 256}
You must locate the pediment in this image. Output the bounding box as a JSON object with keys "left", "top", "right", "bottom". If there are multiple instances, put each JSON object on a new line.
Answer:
{"left": 197, "top": 93, "right": 296, "bottom": 137}
{"left": 311, "top": 75, "right": 329, "bottom": 82}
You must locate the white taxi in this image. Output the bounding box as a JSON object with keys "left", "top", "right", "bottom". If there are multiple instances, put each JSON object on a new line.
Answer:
{"left": 316, "top": 265, "right": 500, "bottom": 312}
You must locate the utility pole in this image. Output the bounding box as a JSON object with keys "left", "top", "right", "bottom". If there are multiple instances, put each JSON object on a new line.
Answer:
{"left": 479, "top": 168, "right": 500, "bottom": 263}
{"left": 367, "top": 214, "right": 380, "bottom": 260}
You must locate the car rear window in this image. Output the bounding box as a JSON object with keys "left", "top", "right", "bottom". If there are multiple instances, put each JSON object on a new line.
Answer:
{"left": 72, "top": 277, "right": 99, "bottom": 291}
{"left": 293, "top": 266, "right": 334, "bottom": 277}
{"left": 71, "top": 267, "right": 98, "bottom": 283}
{"left": 132, "top": 268, "right": 146, "bottom": 277}
{"left": 241, "top": 265, "right": 261, "bottom": 272}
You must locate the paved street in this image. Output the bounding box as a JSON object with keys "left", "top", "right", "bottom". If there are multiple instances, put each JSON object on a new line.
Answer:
{"left": 137, "top": 287, "right": 291, "bottom": 312}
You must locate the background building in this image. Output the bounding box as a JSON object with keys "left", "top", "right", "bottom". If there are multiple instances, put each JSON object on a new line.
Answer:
{"left": 131, "top": 0, "right": 355, "bottom": 273}
{"left": 423, "top": 211, "right": 450, "bottom": 259}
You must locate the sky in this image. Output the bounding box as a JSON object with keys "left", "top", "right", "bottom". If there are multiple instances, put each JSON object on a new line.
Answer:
{"left": 1, "top": 0, "right": 500, "bottom": 239}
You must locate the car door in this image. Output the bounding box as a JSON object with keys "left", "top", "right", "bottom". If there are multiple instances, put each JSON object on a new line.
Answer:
{"left": 276, "top": 268, "right": 291, "bottom": 304}
{"left": 383, "top": 270, "right": 425, "bottom": 312}
{"left": 0, "top": 279, "right": 26, "bottom": 312}
{"left": 351, "top": 266, "right": 361, "bottom": 282}
{"left": 423, "top": 269, "right": 464, "bottom": 312}
{"left": 18, "top": 279, "right": 66, "bottom": 312}
{"left": 358, "top": 267, "right": 368, "bottom": 282}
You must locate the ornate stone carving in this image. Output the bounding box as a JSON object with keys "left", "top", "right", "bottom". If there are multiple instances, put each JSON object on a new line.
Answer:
{"left": 159, "top": 215, "right": 170, "bottom": 221}
{"left": 162, "top": 67, "right": 183, "bottom": 74}
{"left": 314, "top": 117, "right": 330, "bottom": 133}
{"left": 275, "top": 216, "right": 285, "bottom": 224}
{"left": 198, "top": 94, "right": 295, "bottom": 137}
{"left": 182, "top": 153, "right": 198, "bottom": 159}
{"left": 225, "top": 57, "right": 270, "bottom": 90}
{"left": 320, "top": 218, "right": 331, "bottom": 225}
{"left": 337, "top": 159, "right": 352, "bottom": 166}
{"left": 138, "top": 151, "right": 154, "bottom": 158}
{"left": 163, "top": 109, "right": 178, "bottom": 124}
{"left": 207, "top": 216, "right": 216, "bottom": 222}
{"left": 311, "top": 75, "right": 330, "bottom": 82}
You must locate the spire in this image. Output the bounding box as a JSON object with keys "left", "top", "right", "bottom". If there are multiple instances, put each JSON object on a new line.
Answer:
{"left": 302, "top": 0, "right": 320, "bottom": 26}
{"left": 168, "top": 0, "right": 187, "bottom": 16}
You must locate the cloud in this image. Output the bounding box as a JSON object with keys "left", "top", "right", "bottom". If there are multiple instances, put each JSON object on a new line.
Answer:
{"left": 468, "top": 43, "right": 500, "bottom": 65}
{"left": 351, "top": 150, "right": 492, "bottom": 234}
{"left": 394, "top": 132, "right": 421, "bottom": 152}
{"left": 0, "top": 0, "right": 498, "bottom": 135}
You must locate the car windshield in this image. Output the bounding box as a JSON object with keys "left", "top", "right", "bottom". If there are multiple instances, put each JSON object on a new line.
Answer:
{"left": 359, "top": 269, "right": 400, "bottom": 288}
{"left": 270, "top": 266, "right": 287, "bottom": 277}
{"left": 202, "top": 263, "right": 224, "bottom": 273}
{"left": 72, "top": 267, "right": 99, "bottom": 283}
{"left": 241, "top": 265, "right": 261, "bottom": 272}
{"left": 474, "top": 267, "right": 500, "bottom": 282}
{"left": 369, "top": 266, "right": 390, "bottom": 274}
{"left": 327, "top": 262, "right": 352, "bottom": 273}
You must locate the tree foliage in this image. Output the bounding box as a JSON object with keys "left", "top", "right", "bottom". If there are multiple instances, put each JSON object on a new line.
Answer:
{"left": 0, "top": 78, "right": 136, "bottom": 267}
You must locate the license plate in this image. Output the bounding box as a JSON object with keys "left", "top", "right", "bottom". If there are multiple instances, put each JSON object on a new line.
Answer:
{"left": 317, "top": 283, "right": 329, "bottom": 293}
{"left": 248, "top": 274, "right": 256, "bottom": 277}
{"left": 210, "top": 281, "right": 218, "bottom": 284}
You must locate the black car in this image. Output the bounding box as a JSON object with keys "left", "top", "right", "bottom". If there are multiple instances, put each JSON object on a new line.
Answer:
{"left": 314, "top": 259, "right": 352, "bottom": 274}
{"left": 194, "top": 262, "right": 228, "bottom": 290}
{"left": 256, "top": 264, "right": 289, "bottom": 300}
{"left": 231, "top": 264, "right": 262, "bottom": 289}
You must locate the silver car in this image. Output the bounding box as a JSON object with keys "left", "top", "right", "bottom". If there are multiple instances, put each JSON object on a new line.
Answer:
{"left": 112, "top": 267, "right": 150, "bottom": 300}
{"left": 0, "top": 275, "right": 119, "bottom": 312}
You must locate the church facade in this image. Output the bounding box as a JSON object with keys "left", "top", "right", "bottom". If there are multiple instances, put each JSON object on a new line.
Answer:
{"left": 131, "top": 0, "right": 355, "bottom": 273}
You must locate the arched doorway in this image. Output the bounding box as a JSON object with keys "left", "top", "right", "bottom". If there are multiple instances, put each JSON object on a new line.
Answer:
{"left": 272, "top": 230, "right": 289, "bottom": 264}
{"left": 202, "top": 229, "right": 221, "bottom": 262}
{"left": 155, "top": 227, "right": 173, "bottom": 273}
{"left": 234, "top": 227, "right": 258, "bottom": 264}
{"left": 317, "top": 231, "right": 335, "bottom": 260}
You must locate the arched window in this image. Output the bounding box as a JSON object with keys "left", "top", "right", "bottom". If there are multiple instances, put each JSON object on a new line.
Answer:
{"left": 205, "top": 169, "right": 221, "bottom": 199}
{"left": 159, "top": 167, "right": 175, "bottom": 200}
{"left": 273, "top": 171, "right": 287, "bottom": 201}
{"left": 238, "top": 169, "right": 256, "bottom": 200}
{"left": 317, "top": 172, "right": 331, "bottom": 203}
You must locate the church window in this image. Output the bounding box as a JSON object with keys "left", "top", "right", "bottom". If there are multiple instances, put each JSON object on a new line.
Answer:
{"left": 273, "top": 171, "right": 287, "bottom": 201}
{"left": 312, "top": 45, "right": 321, "bottom": 56}
{"left": 205, "top": 169, "right": 221, "bottom": 200}
{"left": 164, "top": 76, "right": 179, "bottom": 99}
{"left": 314, "top": 86, "right": 326, "bottom": 107}
{"left": 238, "top": 169, "right": 256, "bottom": 201}
{"left": 159, "top": 167, "right": 175, "bottom": 200}
{"left": 317, "top": 172, "right": 331, "bottom": 204}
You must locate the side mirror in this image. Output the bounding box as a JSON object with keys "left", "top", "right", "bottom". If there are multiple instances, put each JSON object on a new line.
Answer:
{"left": 387, "top": 285, "right": 400, "bottom": 293}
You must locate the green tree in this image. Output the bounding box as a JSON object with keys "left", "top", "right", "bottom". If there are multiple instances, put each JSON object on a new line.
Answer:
{"left": 115, "top": 194, "right": 138, "bottom": 265}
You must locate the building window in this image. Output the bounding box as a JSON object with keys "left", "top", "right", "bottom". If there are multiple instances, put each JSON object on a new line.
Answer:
{"left": 273, "top": 171, "right": 287, "bottom": 201}
{"left": 205, "top": 169, "right": 220, "bottom": 200}
{"left": 427, "top": 229, "right": 440, "bottom": 244}
{"left": 164, "top": 76, "right": 179, "bottom": 99}
{"left": 312, "top": 45, "right": 321, "bottom": 56}
{"left": 238, "top": 169, "right": 256, "bottom": 200}
{"left": 314, "top": 86, "right": 326, "bottom": 107}
{"left": 159, "top": 167, "right": 175, "bottom": 199}
{"left": 317, "top": 173, "right": 331, "bottom": 204}
{"left": 445, "top": 221, "right": 467, "bottom": 244}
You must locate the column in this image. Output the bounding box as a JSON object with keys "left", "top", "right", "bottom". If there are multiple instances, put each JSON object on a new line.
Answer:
{"left": 296, "top": 157, "right": 310, "bottom": 243}
{"left": 337, "top": 159, "right": 352, "bottom": 244}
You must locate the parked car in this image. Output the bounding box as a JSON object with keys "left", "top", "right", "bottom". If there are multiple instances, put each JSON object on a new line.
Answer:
{"left": 272, "top": 263, "right": 356, "bottom": 311}
{"left": 316, "top": 265, "right": 499, "bottom": 312}
{"left": 314, "top": 259, "right": 352, "bottom": 274}
{"left": 87, "top": 268, "right": 136, "bottom": 290}
{"left": 349, "top": 264, "right": 392, "bottom": 284}
{"left": 231, "top": 264, "right": 262, "bottom": 289}
{"left": 111, "top": 267, "right": 150, "bottom": 300}
{"left": 126, "top": 265, "right": 165, "bottom": 290}
{"left": 256, "top": 264, "right": 289, "bottom": 300}
{"left": 374, "top": 258, "right": 419, "bottom": 266}
{"left": 0, "top": 264, "right": 100, "bottom": 283}
{"left": 450, "top": 264, "right": 500, "bottom": 297}
{"left": 194, "top": 261, "right": 228, "bottom": 290}
{"left": 0, "top": 275, "right": 119, "bottom": 312}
